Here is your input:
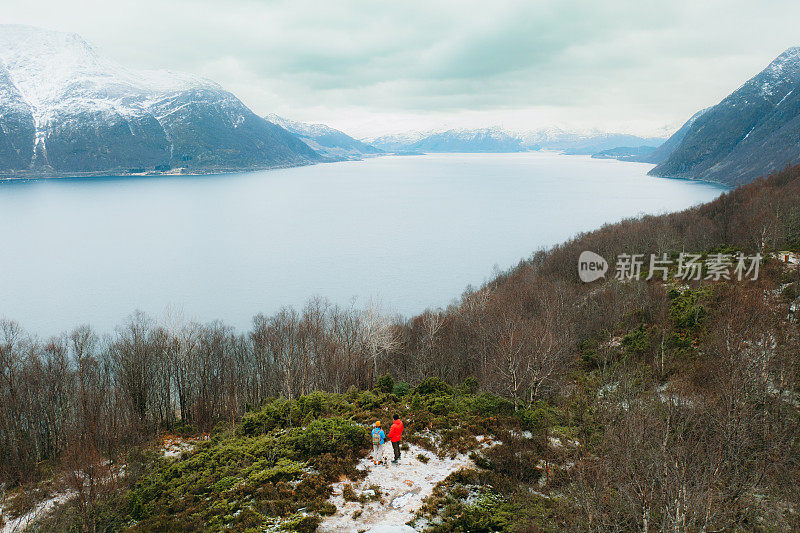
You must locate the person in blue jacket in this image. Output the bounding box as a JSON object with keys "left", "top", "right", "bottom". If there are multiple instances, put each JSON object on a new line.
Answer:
{"left": 370, "top": 421, "right": 386, "bottom": 465}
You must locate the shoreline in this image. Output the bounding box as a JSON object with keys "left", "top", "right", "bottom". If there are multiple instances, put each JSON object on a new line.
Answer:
{"left": 0, "top": 151, "right": 730, "bottom": 188}
{"left": 0, "top": 158, "right": 330, "bottom": 183}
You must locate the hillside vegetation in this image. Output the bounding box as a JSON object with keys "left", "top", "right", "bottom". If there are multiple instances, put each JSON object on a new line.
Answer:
{"left": 2, "top": 166, "right": 800, "bottom": 531}
{"left": 35, "top": 381, "right": 564, "bottom": 532}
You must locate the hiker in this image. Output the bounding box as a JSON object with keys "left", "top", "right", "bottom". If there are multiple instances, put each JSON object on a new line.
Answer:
{"left": 370, "top": 421, "right": 386, "bottom": 465}
{"left": 387, "top": 414, "right": 404, "bottom": 464}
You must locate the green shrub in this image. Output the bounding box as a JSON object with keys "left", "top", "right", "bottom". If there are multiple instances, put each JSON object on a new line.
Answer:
{"left": 117, "top": 419, "right": 364, "bottom": 531}
{"left": 295, "top": 391, "right": 329, "bottom": 419}
{"left": 461, "top": 393, "right": 514, "bottom": 416}
{"left": 427, "top": 491, "right": 516, "bottom": 533}
{"left": 408, "top": 434, "right": 436, "bottom": 452}
{"left": 428, "top": 396, "right": 455, "bottom": 415}
{"left": 357, "top": 390, "right": 383, "bottom": 410}
{"left": 469, "top": 451, "right": 492, "bottom": 470}
{"left": 246, "top": 459, "right": 305, "bottom": 485}
{"left": 376, "top": 373, "right": 395, "bottom": 394}
{"left": 620, "top": 323, "right": 652, "bottom": 359}
{"left": 345, "top": 385, "right": 360, "bottom": 401}
{"left": 48, "top": 384, "right": 567, "bottom": 532}
{"left": 458, "top": 377, "right": 480, "bottom": 395}
{"left": 240, "top": 399, "right": 291, "bottom": 436}
{"left": 393, "top": 381, "right": 411, "bottom": 396}
{"left": 342, "top": 484, "right": 359, "bottom": 502}
{"left": 316, "top": 501, "right": 337, "bottom": 515}
{"left": 669, "top": 287, "right": 710, "bottom": 330}
{"left": 411, "top": 394, "right": 427, "bottom": 412}
{"left": 286, "top": 417, "right": 367, "bottom": 458}
{"left": 280, "top": 514, "right": 320, "bottom": 532}
{"left": 416, "top": 377, "right": 452, "bottom": 396}
{"left": 516, "top": 401, "right": 562, "bottom": 431}
{"left": 212, "top": 476, "right": 239, "bottom": 493}
{"left": 172, "top": 423, "right": 197, "bottom": 437}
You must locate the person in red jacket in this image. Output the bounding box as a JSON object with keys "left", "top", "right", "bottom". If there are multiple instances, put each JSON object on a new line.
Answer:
{"left": 387, "top": 414, "right": 404, "bottom": 464}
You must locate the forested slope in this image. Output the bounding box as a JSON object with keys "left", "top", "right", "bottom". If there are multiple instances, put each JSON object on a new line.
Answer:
{"left": 2, "top": 167, "right": 800, "bottom": 531}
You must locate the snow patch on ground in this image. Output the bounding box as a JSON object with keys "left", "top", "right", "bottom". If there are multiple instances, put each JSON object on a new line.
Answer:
{"left": 318, "top": 441, "right": 490, "bottom": 532}
{"left": 364, "top": 526, "right": 416, "bottom": 533}
{"left": 1, "top": 491, "right": 74, "bottom": 533}
{"left": 162, "top": 435, "right": 199, "bottom": 458}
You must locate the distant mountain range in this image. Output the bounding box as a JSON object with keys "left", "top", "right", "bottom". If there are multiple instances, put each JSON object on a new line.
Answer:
{"left": 535, "top": 132, "right": 665, "bottom": 155}
{"left": 375, "top": 45, "right": 800, "bottom": 188}
{"left": 367, "top": 128, "right": 525, "bottom": 153}
{"left": 2, "top": 24, "right": 799, "bottom": 187}
{"left": 365, "top": 127, "right": 664, "bottom": 155}
{"left": 0, "top": 25, "right": 320, "bottom": 177}
{"left": 267, "top": 114, "right": 381, "bottom": 160}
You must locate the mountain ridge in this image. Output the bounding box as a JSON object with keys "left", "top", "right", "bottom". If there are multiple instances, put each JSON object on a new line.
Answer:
{"left": 0, "top": 25, "right": 321, "bottom": 177}
{"left": 365, "top": 127, "right": 664, "bottom": 154}
{"left": 650, "top": 47, "right": 800, "bottom": 185}
{"left": 267, "top": 114, "right": 382, "bottom": 160}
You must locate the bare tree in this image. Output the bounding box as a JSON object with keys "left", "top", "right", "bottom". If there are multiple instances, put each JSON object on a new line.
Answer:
{"left": 360, "top": 298, "right": 401, "bottom": 384}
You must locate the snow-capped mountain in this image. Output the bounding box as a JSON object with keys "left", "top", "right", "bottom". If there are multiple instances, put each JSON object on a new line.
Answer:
{"left": 363, "top": 131, "right": 431, "bottom": 152}
{"left": 266, "top": 114, "right": 381, "bottom": 160}
{"left": 651, "top": 48, "right": 800, "bottom": 185}
{"left": 522, "top": 131, "right": 664, "bottom": 154}
{"left": 366, "top": 126, "right": 662, "bottom": 155}
{"left": 367, "top": 127, "right": 524, "bottom": 153}
{"left": 0, "top": 25, "right": 320, "bottom": 176}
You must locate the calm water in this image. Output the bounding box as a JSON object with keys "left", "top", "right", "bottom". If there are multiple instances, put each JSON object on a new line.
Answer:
{"left": 0, "top": 153, "right": 726, "bottom": 335}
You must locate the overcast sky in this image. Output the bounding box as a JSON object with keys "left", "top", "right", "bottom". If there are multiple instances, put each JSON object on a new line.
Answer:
{"left": 3, "top": 0, "right": 800, "bottom": 137}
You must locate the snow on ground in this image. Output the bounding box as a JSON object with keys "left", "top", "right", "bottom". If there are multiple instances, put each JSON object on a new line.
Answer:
{"left": 0, "top": 436, "right": 196, "bottom": 532}
{"left": 319, "top": 440, "right": 492, "bottom": 533}
{"left": 1, "top": 491, "right": 74, "bottom": 533}
{"left": 0, "top": 436, "right": 190, "bottom": 532}
{"left": 363, "top": 526, "right": 416, "bottom": 533}
{"left": 162, "top": 435, "right": 199, "bottom": 458}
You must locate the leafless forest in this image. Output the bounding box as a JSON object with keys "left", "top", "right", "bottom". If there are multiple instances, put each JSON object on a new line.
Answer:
{"left": 2, "top": 166, "right": 800, "bottom": 530}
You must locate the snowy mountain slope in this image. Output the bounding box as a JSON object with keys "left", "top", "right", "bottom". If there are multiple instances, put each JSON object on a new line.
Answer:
{"left": 267, "top": 114, "right": 382, "bottom": 160}
{"left": 0, "top": 25, "right": 320, "bottom": 175}
{"left": 0, "top": 62, "right": 36, "bottom": 169}
{"left": 651, "top": 48, "right": 800, "bottom": 185}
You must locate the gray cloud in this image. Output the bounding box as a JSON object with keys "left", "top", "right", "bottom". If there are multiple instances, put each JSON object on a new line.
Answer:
{"left": 3, "top": 0, "right": 799, "bottom": 136}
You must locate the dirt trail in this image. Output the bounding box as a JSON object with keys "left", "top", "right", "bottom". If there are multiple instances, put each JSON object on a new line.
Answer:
{"left": 318, "top": 442, "right": 480, "bottom": 532}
